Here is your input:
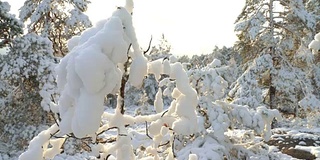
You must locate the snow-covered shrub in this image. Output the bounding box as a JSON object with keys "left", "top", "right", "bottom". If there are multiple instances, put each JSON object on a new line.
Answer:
{"left": 189, "top": 59, "right": 229, "bottom": 101}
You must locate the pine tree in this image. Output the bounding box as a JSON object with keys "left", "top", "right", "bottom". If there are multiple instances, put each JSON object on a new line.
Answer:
{"left": 234, "top": 0, "right": 320, "bottom": 113}
{"left": 0, "top": 1, "right": 23, "bottom": 48}
{"left": 19, "top": 0, "right": 92, "bottom": 56}
{"left": 0, "top": 33, "right": 57, "bottom": 151}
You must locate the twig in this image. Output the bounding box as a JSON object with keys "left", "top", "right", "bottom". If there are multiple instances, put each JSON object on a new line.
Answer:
{"left": 82, "top": 141, "right": 92, "bottom": 152}
{"left": 96, "top": 126, "right": 118, "bottom": 136}
{"left": 106, "top": 154, "right": 112, "bottom": 160}
{"left": 172, "top": 134, "right": 176, "bottom": 158}
{"left": 118, "top": 134, "right": 128, "bottom": 137}
{"left": 49, "top": 129, "right": 60, "bottom": 138}
{"left": 127, "top": 43, "right": 132, "bottom": 55}
{"left": 50, "top": 135, "right": 65, "bottom": 139}
{"left": 145, "top": 121, "right": 153, "bottom": 139}
{"left": 49, "top": 109, "right": 59, "bottom": 127}
{"left": 97, "top": 137, "right": 117, "bottom": 143}
{"left": 158, "top": 141, "right": 170, "bottom": 147}
{"left": 161, "top": 110, "right": 169, "bottom": 117}
{"left": 143, "top": 36, "right": 153, "bottom": 54}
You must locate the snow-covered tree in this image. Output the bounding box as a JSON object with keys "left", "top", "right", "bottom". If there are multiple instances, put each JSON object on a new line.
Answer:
{"left": 19, "top": 0, "right": 92, "bottom": 56}
{"left": 0, "top": 33, "right": 57, "bottom": 151}
{"left": 0, "top": 1, "right": 23, "bottom": 48}
{"left": 306, "top": 0, "right": 320, "bottom": 32}
{"left": 185, "top": 46, "right": 238, "bottom": 70}
{"left": 148, "top": 34, "right": 172, "bottom": 61}
{"left": 228, "top": 54, "right": 273, "bottom": 108}
{"left": 234, "top": 0, "right": 320, "bottom": 113}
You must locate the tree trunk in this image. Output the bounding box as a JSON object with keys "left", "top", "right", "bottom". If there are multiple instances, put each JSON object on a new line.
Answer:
{"left": 268, "top": 0, "right": 276, "bottom": 110}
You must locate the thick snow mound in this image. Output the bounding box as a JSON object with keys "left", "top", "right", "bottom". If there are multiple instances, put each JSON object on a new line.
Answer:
{"left": 129, "top": 55, "right": 148, "bottom": 87}
{"left": 56, "top": 12, "right": 132, "bottom": 138}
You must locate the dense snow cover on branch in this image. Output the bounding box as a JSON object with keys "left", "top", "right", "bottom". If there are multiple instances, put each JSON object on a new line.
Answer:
{"left": 54, "top": 5, "right": 150, "bottom": 138}
{"left": 19, "top": 124, "right": 60, "bottom": 160}
{"left": 56, "top": 17, "right": 128, "bottom": 138}
{"left": 19, "top": 3, "right": 141, "bottom": 159}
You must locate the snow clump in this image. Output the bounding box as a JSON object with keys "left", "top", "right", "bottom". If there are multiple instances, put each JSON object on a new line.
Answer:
{"left": 309, "top": 32, "right": 320, "bottom": 54}
{"left": 56, "top": 16, "right": 129, "bottom": 138}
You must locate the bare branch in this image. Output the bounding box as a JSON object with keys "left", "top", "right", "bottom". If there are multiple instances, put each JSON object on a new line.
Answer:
{"left": 106, "top": 154, "right": 112, "bottom": 160}
{"left": 127, "top": 43, "right": 132, "bottom": 55}
{"left": 49, "top": 109, "right": 60, "bottom": 127}
{"left": 161, "top": 110, "right": 169, "bottom": 117}
{"left": 145, "top": 121, "right": 153, "bottom": 139}
{"left": 97, "top": 126, "right": 118, "bottom": 136}
{"left": 158, "top": 141, "right": 170, "bottom": 147}
{"left": 172, "top": 134, "right": 176, "bottom": 158}
{"left": 143, "top": 35, "right": 153, "bottom": 54}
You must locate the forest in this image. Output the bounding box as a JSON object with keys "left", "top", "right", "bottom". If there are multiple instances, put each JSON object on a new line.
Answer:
{"left": 0, "top": 0, "right": 320, "bottom": 159}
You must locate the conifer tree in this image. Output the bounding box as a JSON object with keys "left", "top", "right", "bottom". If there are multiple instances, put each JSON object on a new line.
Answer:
{"left": 0, "top": 1, "right": 23, "bottom": 48}
{"left": 234, "top": 0, "right": 320, "bottom": 113}
{"left": 0, "top": 33, "right": 56, "bottom": 151}
{"left": 19, "top": 0, "right": 92, "bottom": 56}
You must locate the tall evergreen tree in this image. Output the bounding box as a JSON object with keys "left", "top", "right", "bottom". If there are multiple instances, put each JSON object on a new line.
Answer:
{"left": 0, "top": 1, "right": 23, "bottom": 48}
{"left": 233, "top": 0, "right": 320, "bottom": 113}
{"left": 0, "top": 33, "right": 57, "bottom": 151}
{"left": 19, "top": 0, "right": 92, "bottom": 56}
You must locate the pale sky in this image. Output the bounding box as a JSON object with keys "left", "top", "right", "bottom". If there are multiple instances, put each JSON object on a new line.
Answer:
{"left": 5, "top": 0, "right": 245, "bottom": 56}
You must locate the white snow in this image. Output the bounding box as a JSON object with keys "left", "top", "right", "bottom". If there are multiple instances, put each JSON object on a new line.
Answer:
{"left": 207, "top": 58, "right": 221, "bottom": 68}
{"left": 56, "top": 16, "right": 129, "bottom": 138}
{"left": 43, "top": 138, "right": 65, "bottom": 159}
{"left": 309, "top": 40, "right": 320, "bottom": 54}
{"left": 19, "top": 124, "right": 59, "bottom": 160}
{"left": 309, "top": 32, "right": 320, "bottom": 54}
{"left": 295, "top": 145, "right": 320, "bottom": 158}
{"left": 154, "top": 88, "right": 164, "bottom": 113}
{"left": 147, "top": 59, "right": 163, "bottom": 80}
{"left": 188, "top": 154, "right": 198, "bottom": 160}
{"left": 315, "top": 33, "right": 320, "bottom": 41}
{"left": 129, "top": 55, "right": 148, "bottom": 87}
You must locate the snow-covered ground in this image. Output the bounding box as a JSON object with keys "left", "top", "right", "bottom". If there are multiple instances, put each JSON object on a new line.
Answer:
{"left": 3, "top": 105, "right": 320, "bottom": 160}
